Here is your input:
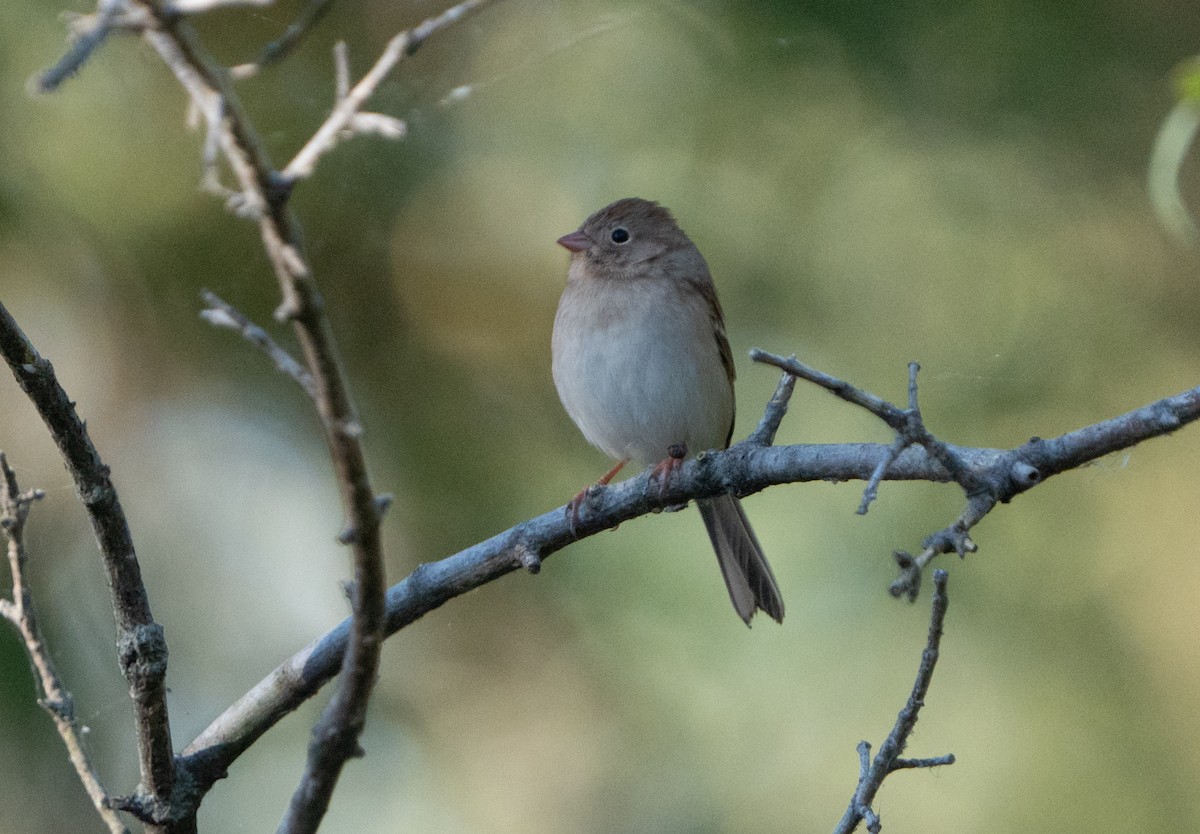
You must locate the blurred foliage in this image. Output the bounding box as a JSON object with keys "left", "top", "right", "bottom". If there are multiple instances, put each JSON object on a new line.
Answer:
{"left": 1174, "top": 55, "right": 1200, "bottom": 103}
{"left": 3, "top": 0, "right": 1200, "bottom": 832}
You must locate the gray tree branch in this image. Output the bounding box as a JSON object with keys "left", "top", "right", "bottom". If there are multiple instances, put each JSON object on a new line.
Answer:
{"left": 132, "top": 5, "right": 389, "bottom": 830}
{"left": 176, "top": 368, "right": 1200, "bottom": 805}
{"left": 0, "top": 302, "right": 178, "bottom": 832}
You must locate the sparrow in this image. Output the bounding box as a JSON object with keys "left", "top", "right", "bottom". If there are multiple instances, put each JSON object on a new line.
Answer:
{"left": 551, "top": 197, "right": 784, "bottom": 624}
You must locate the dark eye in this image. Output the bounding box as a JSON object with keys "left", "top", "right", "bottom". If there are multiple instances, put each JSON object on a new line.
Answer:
{"left": 610, "top": 227, "right": 630, "bottom": 244}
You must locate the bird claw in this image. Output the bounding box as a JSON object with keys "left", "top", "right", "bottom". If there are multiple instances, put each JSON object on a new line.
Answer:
{"left": 647, "top": 443, "right": 687, "bottom": 502}
{"left": 565, "top": 483, "right": 606, "bottom": 539}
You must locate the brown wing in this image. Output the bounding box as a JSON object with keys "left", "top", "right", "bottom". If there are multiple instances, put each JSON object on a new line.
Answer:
{"left": 695, "top": 277, "right": 738, "bottom": 449}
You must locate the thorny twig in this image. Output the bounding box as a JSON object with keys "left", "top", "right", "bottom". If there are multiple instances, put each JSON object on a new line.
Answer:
{"left": 833, "top": 569, "right": 955, "bottom": 834}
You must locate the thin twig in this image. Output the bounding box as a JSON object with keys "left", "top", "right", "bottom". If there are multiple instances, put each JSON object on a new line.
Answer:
{"left": 200, "top": 290, "right": 316, "bottom": 398}
{"left": 0, "top": 454, "right": 129, "bottom": 834}
{"left": 897, "top": 362, "right": 974, "bottom": 488}
{"left": 752, "top": 350, "right": 999, "bottom": 594}
{"left": 856, "top": 363, "right": 920, "bottom": 514}
{"left": 891, "top": 754, "right": 956, "bottom": 770}
{"left": 282, "top": 0, "right": 497, "bottom": 181}
{"left": 32, "top": 0, "right": 122, "bottom": 93}
{"left": 0, "top": 301, "right": 177, "bottom": 829}
{"left": 746, "top": 367, "right": 797, "bottom": 446}
{"left": 833, "top": 569, "right": 954, "bottom": 834}
{"left": 857, "top": 435, "right": 908, "bottom": 515}
{"left": 750, "top": 349, "right": 908, "bottom": 431}
{"left": 890, "top": 490, "right": 991, "bottom": 601}
{"left": 230, "top": 0, "right": 337, "bottom": 80}
{"left": 333, "top": 41, "right": 350, "bottom": 101}
{"left": 749, "top": 351, "right": 912, "bottom": 514}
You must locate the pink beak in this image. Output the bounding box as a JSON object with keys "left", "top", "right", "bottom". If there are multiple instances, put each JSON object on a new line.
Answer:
{"left": 556, "top": 230, "right": 590, "bottom": 253}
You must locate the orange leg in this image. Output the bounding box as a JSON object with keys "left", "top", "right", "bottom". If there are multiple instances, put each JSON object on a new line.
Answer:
{"left": 566, "top": 459, "right": 628, "bottom": 538}
{"left": 597, "top": 458, "right": 628, "bottom": 487}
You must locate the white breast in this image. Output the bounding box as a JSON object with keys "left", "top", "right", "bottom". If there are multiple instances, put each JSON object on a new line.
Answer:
{"left": 551, "top": 269, "right": 734, "bottom": 466}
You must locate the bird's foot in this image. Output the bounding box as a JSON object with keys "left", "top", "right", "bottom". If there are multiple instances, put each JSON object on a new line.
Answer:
{"left": 648, "top": 443, "right": 688, "bottom": 502}
{"left": 565, "top": 484, "right": 605, "bottom": 538}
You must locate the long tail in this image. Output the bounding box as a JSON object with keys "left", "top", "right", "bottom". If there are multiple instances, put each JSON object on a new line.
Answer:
{"left": 696, "top": 494, "right": 785, "bottom": 625}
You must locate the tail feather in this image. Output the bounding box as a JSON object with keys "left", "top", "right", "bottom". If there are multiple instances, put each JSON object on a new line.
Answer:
{"left": 696, "top": 494, "right": 784, "bottom": 625}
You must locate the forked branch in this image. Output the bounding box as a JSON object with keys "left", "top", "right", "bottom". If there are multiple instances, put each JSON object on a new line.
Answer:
{"left": 833, "top": 570, "right": 955, "bottom": 834}
{"left": 0, "top": 454, "right": 129, "bottom": 834}
{"left": 176, "top": 360, "right": 1200, "bottom": 800}
{"left": 0, "top": 301, "right": 177, "bottom": 830}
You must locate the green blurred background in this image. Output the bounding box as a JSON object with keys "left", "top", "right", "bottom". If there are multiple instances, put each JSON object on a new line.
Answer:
{"left": 3, "top": 0, "right": 1200, "bottom": 831}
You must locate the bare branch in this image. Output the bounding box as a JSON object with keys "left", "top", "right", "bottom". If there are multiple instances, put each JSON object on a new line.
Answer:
{"left": 750, "top": 349, "right": 908, "bottom": 430}
{"left": 333, "top": 40, "right": 349, "bottom": 101}
{"left": 891, "top": 754, "right": 956, "bottom": 770}
{"left": 282, "top": 0, "right": 498, "bottom": 182}
{"left": 833, "top": 569, "right": 954, "bottom": 834}
{"left": 0, "top": 302, "right": 177, "bottom": 828}
{"left": 752, "top": 353, "right": 964, "bottom": 567}
{"left": 751, "top": 349, "right": 1198, "bottom": 597}
{"left": 858, "top": 435, "right": 908, "bottom": 515}
{"left": 121, "top": 3, "right": 498, "bottom": 829}
{"left": 0, "top": 454, "right": 129, "bottom": 834}
{"left": 745, "top": 367, "right": 797, "bottom": 447}
{"left": 200, "top": 290, "right": 316, "bottom": 398}
{"left": 345, "top": 110, "right": 407, "bottom": 140}
{"left": 890, "top": 497, "right": 987, "bottom": 601}
{"left": 32, "top": 0, "right": 123, "bottom": 93}
{"left": 230, "top": 0, "right": 337, "bottom": 80}
{"left": 176, "top": 373, "right": 1200, "bottom": 798}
